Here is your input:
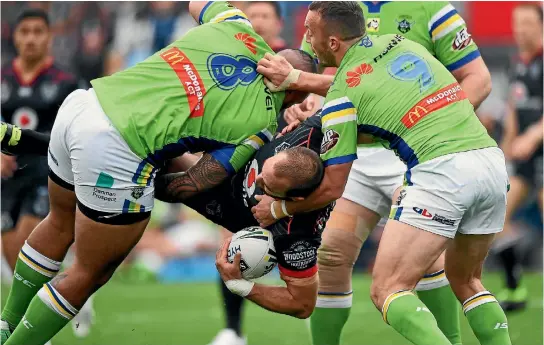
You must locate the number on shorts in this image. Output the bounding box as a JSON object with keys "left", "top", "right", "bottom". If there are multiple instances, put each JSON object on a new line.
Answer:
{"left": 208, "top": 54, "right": 258, "bottom": 90}
{"left": 387, "top": 53, "right": 435, "bottom": 93}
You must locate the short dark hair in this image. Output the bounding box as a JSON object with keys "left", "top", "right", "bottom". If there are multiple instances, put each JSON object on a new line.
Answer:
{"left": 15, "top": 8, "right": 50, "bottom": 28}
{"left": 248, "top": 1, "right": 282, "bottom": 19}
{"left": 308, "top": 1, "right": 365, "bottom": 40}
{"left": 278, "top": 49, "right": 318, "bottom": 74}
{"left": 516, "top": 3, "right": 543, "bottom": 23}
{"left": 274, "top": 147, "right": 324, "bottom": 198}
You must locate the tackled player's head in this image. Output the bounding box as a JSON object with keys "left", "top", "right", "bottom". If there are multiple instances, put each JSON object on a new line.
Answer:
{"left": 14, "top": 9, "right": 51, "bottom": 63}
{"left": 276, "top": 49, "right": 317, "bottom": 106}
{"left": 513, "top": 3, "right": 543, "bottom": 52}
{"left": 306, "top": 1, "right": 365, "bottom": 67}
{"left": 257, "top": 147, "right": 324, "bottom": 200}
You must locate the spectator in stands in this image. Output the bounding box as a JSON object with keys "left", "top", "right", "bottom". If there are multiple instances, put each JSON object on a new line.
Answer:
{"left": 496, "top": 2, "right": 543, "bottom": 312}
{"left": 245, "top": 1, "right": 286, "bottom": 52}
{"left": 106, "top": 1, "right": 196, "bottom": 74}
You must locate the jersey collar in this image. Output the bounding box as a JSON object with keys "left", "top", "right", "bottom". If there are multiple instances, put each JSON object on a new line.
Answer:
{"left": 362, "top": 1, "right": 391, "bottom": 14}
{"left": 12, "top": 56, "right": 53, "bottom": 87}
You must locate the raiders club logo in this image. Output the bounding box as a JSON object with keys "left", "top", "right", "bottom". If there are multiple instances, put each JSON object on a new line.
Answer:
{"left": 366, "top": 18, "right": 380, "bottom": 32}
{"left": 131, "top": 186, "right": 145, "bottom": 200}
{"left": 320, "top": 129, "right": 339, "bottom": 154}
{"left": 395, "top": 15, "right": 415, "bottom": 34}
{"left": 13, "top": 107, "right": 38, "bottom": 130}
{"left": 452, "top": 28, "right": 473, "bottom": 51}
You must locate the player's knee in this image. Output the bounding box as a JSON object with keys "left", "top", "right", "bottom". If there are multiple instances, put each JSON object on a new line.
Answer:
{"left": 317, "top": 226, "right": 364, "bottom": 292}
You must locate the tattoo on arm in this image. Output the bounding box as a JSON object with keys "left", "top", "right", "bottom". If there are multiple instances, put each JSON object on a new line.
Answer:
{"left": 50, "top": 273, "right": 68, "bottom": 289}
{"left": 156, "top": 153, "right": 228, "bottom": 202}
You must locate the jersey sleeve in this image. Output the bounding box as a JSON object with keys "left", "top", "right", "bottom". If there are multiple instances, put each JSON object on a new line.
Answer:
{"left": 427, "top": 2, "right": 481, "bottom": 72}
{"left": 319, "top": 89, "right": 358, "bottom": 167}
{"left": 212, "top": 128, "right": 274, "bottom": 175}
{"left": 198, "top": 1, "right": 252, "bottom": 27}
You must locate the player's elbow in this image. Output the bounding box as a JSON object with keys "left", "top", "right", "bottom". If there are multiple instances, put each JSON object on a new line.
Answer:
{"left": 293, "top": 300, "right": 315, "bottom": 319}
{"left": 479, "top": 69, "right": 492, "bottom": 101}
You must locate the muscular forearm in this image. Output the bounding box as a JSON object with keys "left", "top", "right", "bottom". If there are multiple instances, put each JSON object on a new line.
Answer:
{"left": 1, "top": 123, "right": 50, "bottom": 156}
{"left": 155, "top": 153, "right": 228, "bottom": 202}
{"left": 283, "top": 162, "right": 351, "bottom": 216}
{"left": 246, "top": 283, "right": 314, "bottom": 319}
{"left": 292, "top": 72, "right": 334, "bottom": 97}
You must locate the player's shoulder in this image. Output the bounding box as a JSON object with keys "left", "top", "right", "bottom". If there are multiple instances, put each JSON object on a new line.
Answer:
{"left": 1, "top": 60, "right": 15, "bottom": 78}
{"left": 45, "top": 63, "right": 78, "bottom": 84}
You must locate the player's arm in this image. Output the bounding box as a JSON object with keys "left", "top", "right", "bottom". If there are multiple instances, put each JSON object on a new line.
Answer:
{"left": 257, "top": 53, "right": 333, "bottom": 97}
{"left": 500, "top": 102, "right": 519, "bottom": 160}
{"left": 283, "top": 102, "right": 357, "bottom": 214}
{"left": 154, "top": 153, "right": 228, "bottom": 202}
{"left": 429, "top": 2, "right": 491, "bottom": 109}
{"left": 189, "top": 1, "right": 251, "bottom": 26}
{"left": 216, "top": 237, "right": 318, "bottom": 319}
{"left": 252, "top": 95, "right": 357, "bottom": 227}
{"left": 1, "top": 122, "right": 50, "bottom": 156}
{"left": 156, "top": 128, "right": 273, "bottom": 202}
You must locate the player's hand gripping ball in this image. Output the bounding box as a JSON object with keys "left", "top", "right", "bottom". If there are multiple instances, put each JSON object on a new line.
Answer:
{"left": 227, "top": 227, "right": 277, "bottom": 280}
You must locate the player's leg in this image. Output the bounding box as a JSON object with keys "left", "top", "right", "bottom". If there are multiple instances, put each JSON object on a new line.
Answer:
{"left": 3, "top": 183, "right": 50, "bottom": 270}
{"left": 370, "top": 218, "right": 451, "bottom": 345}
{"left": 6, "top": 206, "right": 150, "bottom": 345}
{"left": 447, "top": 146, "right": 511, "bottom": 345}
{"left": 310, "top": 198, "right": 375, "bottom": 345}
{"left": 446, "top": 234, "right": 511, "bottom": 345}
{"left": 494, "top": 175, "right": 529, "bottom": 310}
{"left": 210, "top": 228, "right": 247, "bottom": 345}
{"left": 1, "top": 178, "right": 75, "bottom": 341}
{"left": 310, "top": 150, "right": 392, "bottom": 345}
{"left": 1, "top": 181, "right": 24, "bottom": 271}
{"left": 416, "top": 252, "right": 462, "bottom": 345}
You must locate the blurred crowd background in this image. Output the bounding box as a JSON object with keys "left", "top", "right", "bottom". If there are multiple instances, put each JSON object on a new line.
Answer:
{"left": 0, "top": 1, "right": 541, "bottom": 283}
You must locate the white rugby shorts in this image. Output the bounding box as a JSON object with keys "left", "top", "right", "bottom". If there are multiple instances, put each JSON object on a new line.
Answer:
{"left": 342, "top": 146, "right": 406, "bottom": 217}
{"left": 390, "top": 147, "right": 508, "bottom": 238}
{"left": 48, "top": 89, "right": 156, "bottom": 215}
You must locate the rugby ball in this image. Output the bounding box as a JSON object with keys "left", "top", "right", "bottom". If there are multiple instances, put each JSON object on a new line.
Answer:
{"left": 227, "top": 227, "right": 277, "bottom": 280}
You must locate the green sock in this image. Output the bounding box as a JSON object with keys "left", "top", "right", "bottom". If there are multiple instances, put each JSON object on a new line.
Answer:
{"left": 1, "top": 243, "right": 61, "bottom": 330}
{"left": 417, "top": 271, "right": 462, "bottom": 345}
{"left": 5, "top": 284, "right": 77, "bottom": 345}
{"left": 463, "top": 291, "right": 512, "bottom": 345}
{"left": 310, "top": 307, "right": 351, "bottom": 345}
{"left": 310, "top": 292, "right": 353, "bottom": 345}
{"left": 383, "top": 291, "right": 451, "bottom": 345}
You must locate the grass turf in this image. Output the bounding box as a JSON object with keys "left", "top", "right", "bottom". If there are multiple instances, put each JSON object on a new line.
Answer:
{"left": 2, "top": 273, "right": 542, "bottom": 345}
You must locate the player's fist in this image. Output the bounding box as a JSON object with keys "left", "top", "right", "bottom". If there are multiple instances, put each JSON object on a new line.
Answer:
{"left": 257, "top": 53, "right": 300, "bottom": 92}
{"left": 216, "top": 237, "right": 243, "bottom": 281}
{"left": 1, "top": 153, "right": 17, "bottom": 179}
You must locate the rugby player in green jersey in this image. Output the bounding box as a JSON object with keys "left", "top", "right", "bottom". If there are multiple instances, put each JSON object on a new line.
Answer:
{"left": 296, "top": 2, "right": 492, "bottom": 344}
{"left": 255, "top": 2, "right": 511, "bottom": 345}
{"left": 0, "top": 2, "right": 316, "bottom": 344}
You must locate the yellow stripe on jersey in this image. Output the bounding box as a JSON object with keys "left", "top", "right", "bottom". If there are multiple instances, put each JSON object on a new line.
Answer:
{"left": 210, "top": 10, "right": 251, "bottom": 25}
{"left": 432, "top": 15, "right": 464, "bottom": 41}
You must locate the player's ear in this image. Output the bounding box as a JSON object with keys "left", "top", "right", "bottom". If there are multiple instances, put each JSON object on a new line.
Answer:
{"left": 329, "top": 36, "right": 340, "bottom": 52}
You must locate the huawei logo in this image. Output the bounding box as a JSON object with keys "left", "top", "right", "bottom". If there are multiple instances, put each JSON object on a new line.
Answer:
{"left": 235, "top": 33, "right": 257, "bottom": 55}
{"left": 346, "top": 63, "right": 373, "bottom": 88}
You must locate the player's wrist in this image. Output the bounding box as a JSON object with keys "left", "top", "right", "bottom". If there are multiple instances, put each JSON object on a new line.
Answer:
{"left": 225, "top": 279, "right": 255, "bottom": 297}
{"left": 264, "top": 69, "right": 301, "bottom": 92}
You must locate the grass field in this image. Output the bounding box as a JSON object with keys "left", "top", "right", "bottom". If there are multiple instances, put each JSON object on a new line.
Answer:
{"left": 2, "top": 273, "right": 542, "bottom": 345}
